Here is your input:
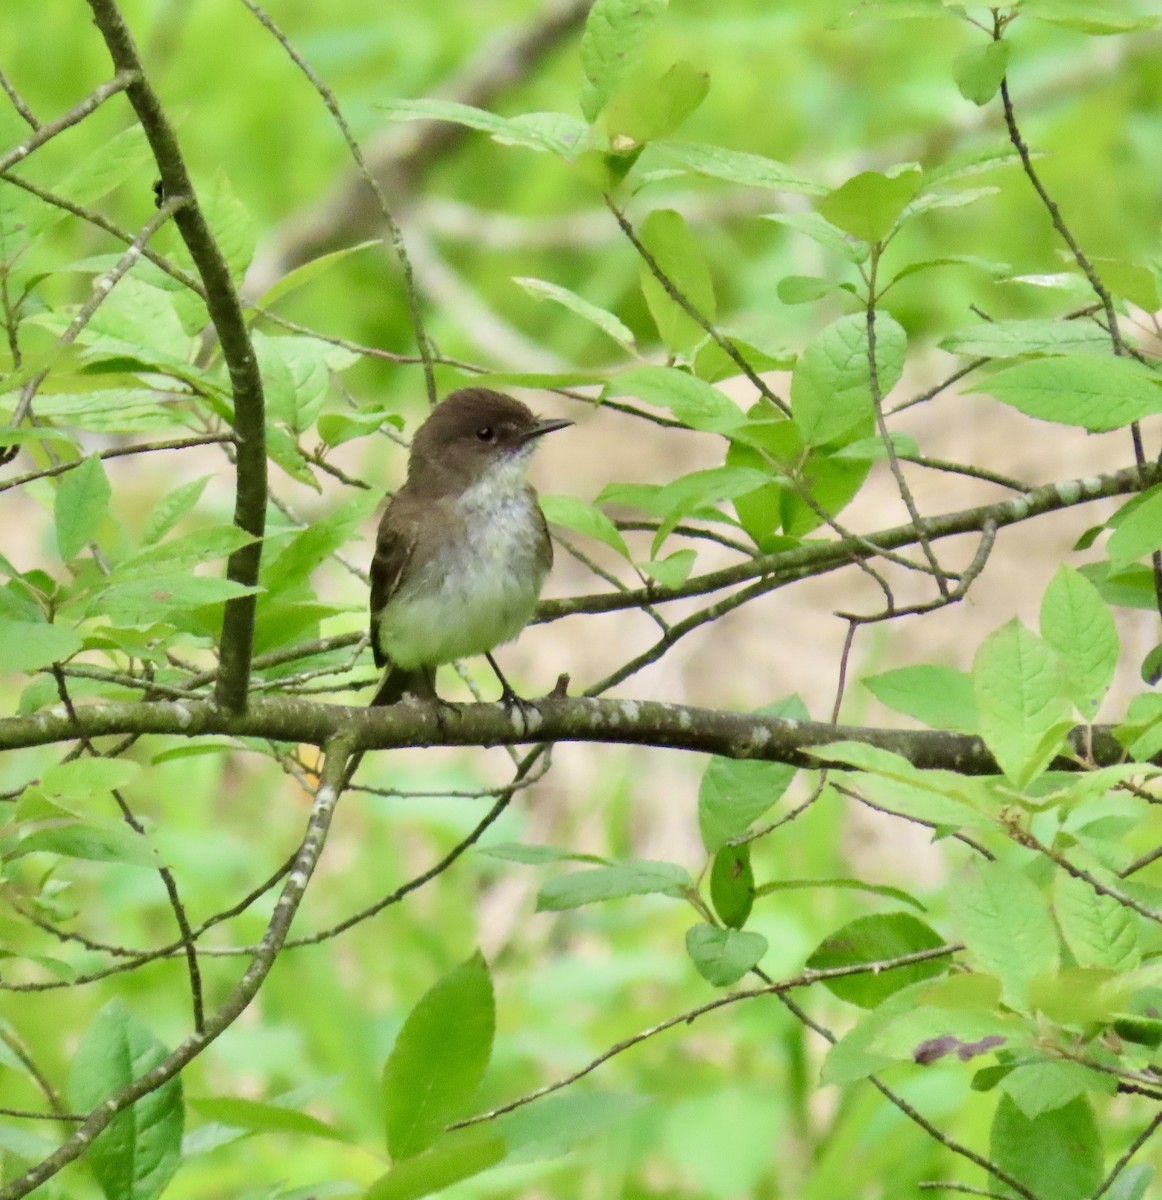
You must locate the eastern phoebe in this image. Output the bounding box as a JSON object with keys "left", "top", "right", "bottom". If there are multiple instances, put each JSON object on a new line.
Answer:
{"left": 368, "top": 387, "right": 572, "bottom": 707}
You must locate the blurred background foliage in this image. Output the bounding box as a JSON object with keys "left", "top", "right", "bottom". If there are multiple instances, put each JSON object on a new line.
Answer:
{"left": 2, "top": 1, "right": 1162, "bottom": 1197}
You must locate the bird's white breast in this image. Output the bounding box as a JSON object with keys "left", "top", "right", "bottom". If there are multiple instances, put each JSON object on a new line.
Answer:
{"left": 376, "top": 458, "right": 547, "bottom": 670}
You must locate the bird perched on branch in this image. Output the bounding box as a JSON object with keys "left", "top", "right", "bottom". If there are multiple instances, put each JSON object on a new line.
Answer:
{"left": 368, "top": 387, "right": 571, "bottom": 708}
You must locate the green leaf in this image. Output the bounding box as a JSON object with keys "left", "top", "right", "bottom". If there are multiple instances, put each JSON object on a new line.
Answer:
{"left": 190, "top": 1097, "right": 349, "bottom": 1143}
{"left": 199, "top": 169, "right": 256, "bottom": 283}
{"left": 378, "top": 98, "right": 587, "bottom": 156}
{"left": 113, "top": 525, "right": 258, "bottom": 580}
{"left": 262, "top": 492, "right": 382, "bottom": 597}
{"left": 939, "top": 318, "right": 1111, "bottom": 359}
{"left": 754, "top": 877, "right": 926, "bottom": 912}
{"left": 1000, "top": 1060, "right": 1115, "bottom": 1120}
{"left": 637, "top": 209, "right": 716, "bottom": 356}
{"left": 603, "top": 61, "right": 709, "bottom": 146}
{"left": 971, "top": 355, "right": 1162, "bottom": 432}
{"left": 498, "top": 1092, "right": 648, "bottom": 1160}
{"left": 612, "top": 366, "right": 745, "bottom": 434}
{"left": 1054, "top": 871, "right": 1139, "bottom": 971}
{"left": 654, "top": 141, "right": 824, "bottom": 195}
{"left": 541, "top": 494, "right": 632, "bottom": 559}
{"left": 638, "top": 548, "right": 697, "bottom": 587}
{"left": 698, "top": 697, "right": 806, "bottom": 850}
{"left": 579, "top": 0, "right": 668, "bottom": 123}
{"left": 862, "top": 665, "right": 978, "bottom": 733}
{"left": 0, "top": 619, "right": 83, "bottom": 672}
{"left": 973, "top": 619, "right": 1073, "bottom": 786}
{"left": 382, "top": 952, "right": 495, "bottom": 1161}
{"left": 477, "top": 842, "right": 609, "bottom": 866}
{"left": 140, "top": 476, "right": 211, "bottom": 545}
{"left": 949, "top": 862, "right": 1059, "bottom": 1010}
{"left": 761, "top": 211, "right": 869, "bottom": 262}
{"left": 710, "top": 845, "right": 754, "bottom": 928}
{"left": 318, "top": 407, "right": 399, "bottom": 448}
{"left": 776, "top": 275, "right": 842, "bottom": 304}
{"left": 257, "top": 240, "right": 379, "bottom": 308}
{"left": 1024, "top": 0, "right": 1160, "bottom": 35}
{"left": 818, "top": 165, "right": 922, "bottom": 242}
{"left": 648, "top": 466, "right": 768, "bottom": 553}
{"left": 536, "top": 860, "right": 691, "bottom": 910}
{"left": 68, "top": 1000, "right": 184, "bottom": 1200}
{"left": 365, "top": 1128, "right": 506, "bottom": 1200}
{"left": 954, "top": 40, "right": 1011, "bottom": 106}
{"left": 55, "top": 454, "right": 111, "bottom": 559}
{"left": 1107, "top": 485, "right": 1162, "bottom": 567}
{"left": 685, "top": 924, "right": 768, "bottom": 986}
{"left": 41, "top": 758, "right": 142, "bottom": 798}
{"left": 791, "top": 312, "right": 907, "bottom": 446}
{"left": 14, "top": 823, "right": 163, "bottom": 868}
{"left": 805, "top": 913, "right": 948, "bottom": 1007}
{"left": 86, "top": 576, "right": 260, "bottom": 623}
{"left": 989, "top": 1094, "right": 1102, "bottom": 1200}
{"left": 513, "top": 276, "right": 635, "bottom": 350}
{"left": 1039, "top": 566, "right": 1119, "bottom": 716}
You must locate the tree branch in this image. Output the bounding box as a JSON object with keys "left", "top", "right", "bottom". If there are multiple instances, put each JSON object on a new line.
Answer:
{"left": 85, "top": 0, "right": 267, "bottom": 714}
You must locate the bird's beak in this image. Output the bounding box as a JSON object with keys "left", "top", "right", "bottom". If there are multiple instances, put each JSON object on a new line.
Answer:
{"left": 522, "top": 416, "right": 573, "bottom": 442}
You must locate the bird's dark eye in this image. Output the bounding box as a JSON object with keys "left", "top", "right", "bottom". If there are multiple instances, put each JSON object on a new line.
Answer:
{"left": 476, "top": 426, "right": 495, "bottom": 442}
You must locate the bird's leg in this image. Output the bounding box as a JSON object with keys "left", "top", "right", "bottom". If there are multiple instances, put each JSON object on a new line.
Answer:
{"left": 485, "top": 651, "right": 539, "bottom": 728}
{"left": 405, "top": 666, "right": 462, "bottom": 736}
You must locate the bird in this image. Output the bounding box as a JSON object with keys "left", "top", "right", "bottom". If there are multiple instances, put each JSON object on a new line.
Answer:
{"left": 368, "top": 387, "right": 571, "bottom": 708}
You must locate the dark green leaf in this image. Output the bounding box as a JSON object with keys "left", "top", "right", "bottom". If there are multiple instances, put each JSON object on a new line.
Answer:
{"left": 805, "top": 913, "right": 948, "bottom": 1007}
{"left": 989, "top": 1094, "right": 1102, "bottom": 1200}
{"left": 710, "top": 845, "right": 754, "bottom": 928}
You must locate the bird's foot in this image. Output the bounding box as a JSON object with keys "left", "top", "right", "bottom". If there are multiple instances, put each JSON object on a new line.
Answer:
{"left": 428, "top": 696, "right": 464, "bottom": 737}
{"left": 497, "top": 679, "right": 541, "bottom": 733}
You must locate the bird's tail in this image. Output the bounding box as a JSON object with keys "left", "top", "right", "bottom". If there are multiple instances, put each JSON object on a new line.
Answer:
{"left": 369, "top": 664, "right": 437, "bottom": 707}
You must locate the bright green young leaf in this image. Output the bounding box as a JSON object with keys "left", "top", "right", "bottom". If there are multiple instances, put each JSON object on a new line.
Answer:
{"left": 805, "top": 913, "right": 948, "bottom": 1007}
{"left": 685, "top": 924, "right": 768, "bottom": 986}
{"left": 1107, "top": 485, "right": 1162, "bottom": 567}
{"left": 198, "top": 169, "right": 256, "bottom": 284}
{"left": 693, "top": 337, "right": 795, "bottom": 383}
{"left": 536, "top": 860, "right": 691, "bottom": 910}
{"left": 190, "top": 1097, "right": 350, "bottom": 1143}
{"left": 603, "top": 61, "right": 709, "bottom": 146}
{"left": 861, "top": 664, "right": 978, "bottom": 733}
{"left": 1054, "top": 871, "right": 1139, "bottom": 971}
{"left": 973, "top": 619, "right": 1073, "bottom": 786}
{"left": 648, "top": 466, "right": 769, "bottom": 553}
{"left": 818, "top": 165, "right": 922, "bottom": 242}
{"left": 761, "top": 211, "right": 869, "bottom": 262}
{"left": 140, "top": 475, "right": 211, "bottom": 546}
{"left": 0, "top": 619, "right": 83, "bottom": 673}
{"left": 939, "top": 317, "right": 1111, "bottom": 359}
{"left": 513, "top": 276, "right": 636, "bottom": 351}
{"left": 41, "top": 758, "right": 142, "bottom": 798}
{"left": 113, "top": 525, "right": 258, "bottom": 580}
{"left": 1024, "top": 0, "right": 1160, "bottom": 35}
{"left": 948, "top": 861, "right": 1059, "bottom": 1010}
{"left": 776, "top": 275, "right": 841, "bottom": 304}
{"left": 477, "top": 842, "right": 609, "bottom": 866}
{"left": 261, "top": 491, "right": 381, "bottom": 596}
{"left": 954, "top": 40, "right": 1011, "bottom": 106}
{"left": 791, "top": 312, "right": 907, "bottom": 446}
{"left": 1039, "top": 566, "right": 1118, "bottom": 715}
{"left": 654, "top": 141, "right": 824, "bottom": 195}
{"left": 831, "top": 432, "right": 919, "bottom": 461}
{"left": 637, "top": 209, "right": 716, "bottom": 355}
{"left": 612, "top": 367, "right": 745, "bottom": 434}
{"left": 318, "top": 407, "right": 399, "bottom": 448}
{"left": 579, "top": 0, "right": 668, "bottom": 123}
{"left": 382, "top": 952, "right": 495, "bottom": 1161}
{"left": 754, "top": 877, "right": 926, "bottom": 911}
{"left": 1000, "top": 1060, "right": 1115, "bottom": 1121}
{"left": 55, "top": 454, "right": 111, "bottom": 560}
{"left": 365, "top": 1127, "right": 506, "bottom": 1200}
{"left": 638, "top": 548, "right": 697, "bottom": 588}
{"left": 378, "top": 98, "right": 588, "bottom": 156}
{"left": 698, "top": 696, "right": 806, "bottom": 851}
{"left": 971, "top": 355, "right": 1162, "bottom": 431}
{"left": 710, "top": 844, "right": 754, "bottom": 928}
{"left": 541, "top": 494, "right": 632, "bottom": 559}
{"left": 68, "top": 1000, "right": 184, "bottom": 1200}
{"left": 989, "top": 1094, "right": 1102, "bottom": 1200}
{"left": 257, "top": 240, "right": 379, "bottom": 309}
{"left": 85, "top": 576, "right": 260, "bottom": 624}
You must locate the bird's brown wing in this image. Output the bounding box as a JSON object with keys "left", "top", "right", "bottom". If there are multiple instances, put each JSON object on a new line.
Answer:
{"left": 369, "top": 498, "right": 418, "bottom": 669}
